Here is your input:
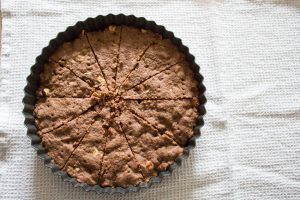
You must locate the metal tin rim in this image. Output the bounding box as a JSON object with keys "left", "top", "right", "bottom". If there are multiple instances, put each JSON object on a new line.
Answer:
{"left": 22, "top": 14, "right": 207, "bottom": 194}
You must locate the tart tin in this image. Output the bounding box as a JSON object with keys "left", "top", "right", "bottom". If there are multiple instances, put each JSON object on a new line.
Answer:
{"left": 22, "top": 14, "right": 206, "bottom": 194}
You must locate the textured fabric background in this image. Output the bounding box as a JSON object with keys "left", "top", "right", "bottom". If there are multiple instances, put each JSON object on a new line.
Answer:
{"left": 0, "top": 0, "right": 300, "bottom": 199}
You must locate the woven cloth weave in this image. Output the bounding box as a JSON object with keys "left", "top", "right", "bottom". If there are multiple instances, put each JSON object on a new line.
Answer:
{"left": 1, "top": 0, "right": 300, "bottom": 199}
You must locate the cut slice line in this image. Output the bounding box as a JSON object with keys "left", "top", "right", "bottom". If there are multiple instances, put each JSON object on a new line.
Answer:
{"left": 96, "top": 127, "right": 109, "bottom": 183}
{"left": 96, "top": 111, "right": 111, "bottom": 184}
{"left": 124, "top": 98, "right": 200, "bottom": 146}
{"left": 113, "top": 26, "right": 123, "bottom": 89}
{"left": 50, "top": 58, "right": 95, "bottom": 88}
{"left": 120, "top": 61, "right": 183, "bottom": 96}
{"left": 40, "top": 102, "right": 96, "bottom": 135}
{"left": 127, "top": 108, "right": 181, "bottom": 147}
{"left": 127, "top": 108, "right": 160, "bottom": 133}
{"left": 61, "top": 118, "right": 98, "bottom": 169}
{"left": 84, "top": 32, "right": 110, "bottom": 91}
{"left": 116, "top": 42, "right": 156, "bottom": 92}
{"left": 117, "top": 122, "right": 146, "bottom": 181}
{"left": 121, "top": 97, "right": 196, "bottom": 101}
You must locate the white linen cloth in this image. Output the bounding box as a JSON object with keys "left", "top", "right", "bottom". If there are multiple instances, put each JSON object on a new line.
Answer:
{"left": 0, "top": 0, "right": 300, "bottom": 199}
